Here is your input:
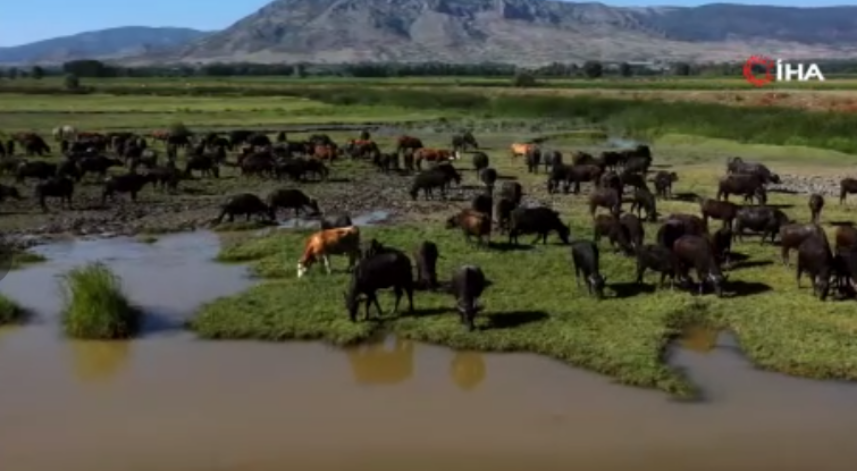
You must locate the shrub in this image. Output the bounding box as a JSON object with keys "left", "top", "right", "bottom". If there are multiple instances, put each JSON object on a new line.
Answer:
{"left": 63, "top": 73, "right": 80, "bottom": 90}
{"left": 60, "top": 263, "right": 140, "bottom": 339}
{"left": 0, "top": 294, "right": 26, "bottom": 325}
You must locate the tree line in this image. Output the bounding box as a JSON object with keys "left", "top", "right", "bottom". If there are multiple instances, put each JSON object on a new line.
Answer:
{"left": 3, "top": 58, "right": 857, "bottom": 80}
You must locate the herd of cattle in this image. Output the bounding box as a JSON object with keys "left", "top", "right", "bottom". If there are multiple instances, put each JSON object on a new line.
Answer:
{"left": 2, "top": 126, "right": 857, "bottom": 330}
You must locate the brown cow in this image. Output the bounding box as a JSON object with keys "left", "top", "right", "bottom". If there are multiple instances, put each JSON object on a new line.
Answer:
{"left": 313, "top": 144, "right": 337, "bottom": 161}
{"left": 779, "top": 223, "right": 824, "bottom": 266}
{"left": 296, "top": 226, "right": 361, "bottom": 278}
{"left": 588, "top": 188, "right": 621, "bottom": 217}
{"left": 510, "top": 142, "right": 536, "bottom": 159}
{"left": 840, "top": 178, "right": 857, "bottom": 205}
{"left": 699, "top": 198, "right": 738, "bottom": 229}
{"left": 415, "top": 148, "right": 456, "bottom": 169}
{"left": 396, "top": 135, "right": 423, "bottom": 154}
{"left": 446, "top": 208, "right": 491, "bottom": 247}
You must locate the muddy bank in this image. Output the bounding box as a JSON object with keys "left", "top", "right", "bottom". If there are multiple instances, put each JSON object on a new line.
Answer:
{"left": 2, "top": 232, "right": 857, "bottom": 470}
{"left": 771, "top": 173, "right": 854, "bottom": 197}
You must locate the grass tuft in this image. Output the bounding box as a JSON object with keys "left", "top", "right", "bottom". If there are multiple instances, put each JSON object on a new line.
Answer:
{"left": 0, "top": 294, "right": 28, "bottom": 325}
{"left": 60, "top": 263, "right": 141, "bottom": 339}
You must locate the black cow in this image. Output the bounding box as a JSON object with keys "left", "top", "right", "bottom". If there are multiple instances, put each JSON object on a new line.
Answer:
{"left": 492, "top": 197, "right": 516, "bottom": 234}
{"left": 717, "top": 174, "right": 766, "bottom": 204}
{"left": 409, "top": 167, "right": 457, "bottom": 200}
{"left": 636, "top": 244, "right": 679, "bottom": 288}
{"left": 344, "top": 251, "right": 414, "bottom": 322}
{"left": 808, "top": 193, "right": 824, "bottom": 223}
{"left": 471, "top": 193, "right": 493, "bottom": 216}
{"left": 480, "top": 168, "right": 497, "bottom": 193}
{"left": 620, "top": 213, "right": 645, "bottom": 249}
{"left": 498, "top": 181, "right": 523, "bottom": 206}
{"left": 16, "top": 161, "right": 57, "bottom": 183}
{"left": 779, "top": 223, "right": 824, "bottom": 266}
{"left": 471, "top": 152, "right": 489, "bottom": 173}
{"left": 450, "top": 265, "right": 487, "bottom": 331}
{"left": 796, "top": 234, "right": 835, "bottom": 301}
{"left": 672, "top": 235, "right": 726, "bottom": 297}
{"left": 267, "top": 188, "right": 320, "bottom": 219}
{"left": 215, "top": 193, "right": 272, "bottom": 223}
{"left": 733, "top": 206, "right": 790, "bottom": 244}
{"left": 840, "top": 178, "right": 857, "bottom": 205}
{"left": 570, "top": 240, "right": 607, "bottom": 299}
{"left": 629, "top": 187, "right": 657, "bottom": 222}
{"left": 414, "top": 241, "right": 440, "bottom": 290}
{"left": 592, "top": 214, "right": 634, "bottom": 255}
{"left": 508, "top": 207, "right": 570, "bottom": 245}
{"left": 34, "top": 177, "right": 74, "bottom": 212}
{"left": 102, "top": 173, "right": 152, "bottom": 204}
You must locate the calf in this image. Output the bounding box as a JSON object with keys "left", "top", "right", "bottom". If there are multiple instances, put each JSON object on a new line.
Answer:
{"left": 414, "top": 241, "right": 440, "bottom": 290}
{"left": 588, "top": 188, "right": 621, "bottom": 217}
{"left": 699, "top": 198, "right": 738, "bottom": 230}
{"left": 779, "top": 223, "right": 824, "bottom": 266}
{"left": 620, "top": 213, "right": 645, "bottom": 249}
{"left": 672, "top": 235, "right": 726, "bottom": 297}
{"left": 215, "top": 193, "right": 272, "bottom": 223}
{"left": 652, "top": 171, "right": 678, "bottom": 199}
{"left": 321, "top": 213, "right": 352, "bottom": 230}
{"left": 570, "top": 240, "right": 607, "bottom": 299}
{"left": 344, "top": 250, "right": 414, "bottom": 322}
{"left": 796, "top": 234, "right": 835, "bottom": 300}
{"left": 636, "top": 244, "right": 679, "bottom": 288}
{"left": 267, "top": 188, "right": 320, "bottom": 219}
{"left": 446, "top": 208, "right": 491, "bottom": 247}
{"left": 840, "top": 178, "right": 857, "bottom": 205}
{"left": 808, "top": 193, "right": 824, "bottom": 223}
{"left": 629, "top": 187, "right": 657, "bottom": 222}
{"left": 592, "top": 214, "right": 634, "bottom": 255}
{"left": 733, "top": 206, "right": 789, "bottom": 244}
{"left": 297, "top": 226, "right": 361, "bottom": 278}
{"left": 450, "top": 265, "right": 487, "bottom": 331}
{"left": 508, "top": 207, "right": 571, "bottom": 246}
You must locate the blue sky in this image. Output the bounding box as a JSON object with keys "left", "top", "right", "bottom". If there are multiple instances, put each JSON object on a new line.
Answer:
{"left": 1, "top": 0, "right": 854, "bottom": 47}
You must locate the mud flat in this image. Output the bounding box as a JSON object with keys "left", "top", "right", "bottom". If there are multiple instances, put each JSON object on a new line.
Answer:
{"left": 0, "top": 231, "right": 856, "bottom": 471}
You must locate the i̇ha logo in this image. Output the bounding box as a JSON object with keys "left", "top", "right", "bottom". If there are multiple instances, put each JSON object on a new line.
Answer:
{"left": 743, "top": 55, "right": 825, "bottom": 87}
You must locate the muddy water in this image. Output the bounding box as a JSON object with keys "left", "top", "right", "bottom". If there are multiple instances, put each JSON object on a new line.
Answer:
{"left": 1, "top": 232, "right": 857, "bottom": 471}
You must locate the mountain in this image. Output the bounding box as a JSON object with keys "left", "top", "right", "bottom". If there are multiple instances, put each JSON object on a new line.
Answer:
{"left": 0, "top": 27, "right": 210, "bottom": 65}
{"left": 154, "top": 0, "right": 857, "bottom": 65}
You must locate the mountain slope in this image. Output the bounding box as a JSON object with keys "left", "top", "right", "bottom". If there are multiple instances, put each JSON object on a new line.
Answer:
{"left": 0, "top": 27, "right": 210, "bottom": 65}
{"left": 160, "top": 0, "right": 857, "bottom": 65}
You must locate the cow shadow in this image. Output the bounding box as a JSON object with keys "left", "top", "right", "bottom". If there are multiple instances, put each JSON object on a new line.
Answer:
{"left": 724, "top": 281, "right": 773, "bottom": 298}
{"left": 769, "top": 187, "right": 799, "bottom": 195}
{"left": 496, "top": 175, "right": 518, "bottom": 181}
{"left": 488, "top": 241, "right": 535, "bottom": 252}
{"left": 729, "top": 260, "right": 773, "bottom": 270}
{"left": 610, "top": 282, "right": 657, "bottom": 298}
{"left": 671, "top": 192, "right": 701, "bottom": 203}
{"left": 325, "top": 177, "right": 351, "bottom": 183}
{"left": 765, "top": 203, "right": 795, "bottom": 209}
{"left": 485, "top": 310, "right": 549, "bottom": 330}
{"left": 405, "top": 307, "right": 452, "bottom": 318}
{"left": 829, "top": 220, "right": 854, "bottom": 227}
{"left": 724, "top": 252, "right": 750, "bottom": 263}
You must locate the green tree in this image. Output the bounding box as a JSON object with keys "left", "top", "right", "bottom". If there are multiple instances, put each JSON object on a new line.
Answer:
{"left": 63, "top": 73, "right": 80, "bottom": 90}
{"left": 582, "top": 61, "right": 603, "bottom": 79}
{"left": 619, "top": 62, "right": 632, "bottom": 77}
{"left": 8, "top": 67, "right": 18, "bottom": 79}
{"left": 31, "top": 66, "right": 44, "bottom": 79}
{"left": 512, "top": 71, "right": 537, "bottom": 87}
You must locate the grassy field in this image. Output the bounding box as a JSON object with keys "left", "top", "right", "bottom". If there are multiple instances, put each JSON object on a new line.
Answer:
{"left": 189, "top": 128, "right": 857, "bottom": 398}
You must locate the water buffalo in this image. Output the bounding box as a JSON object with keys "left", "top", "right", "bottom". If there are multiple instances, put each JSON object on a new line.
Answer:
{"left": 525, "top": 146, "right": 542, "bottom": 173}
{"left": 726, "top": 157, "right": 779, "bottom": 184}
{"left": 498, "top": 181, "right": 522, "bottom": 206}
{"left": 592, "top": 214, "right": 634, "bottom": 255}
{"left": 215, "top": 193, "right": 273, "bottom": 223}
{"left": 571, "top": 240, "right": 607, "bottom": 299}
{"left": 16, "top": 161, "right": 57, "bottom": 183}
{"left": 102, "top": 173, "right": 152, "bottom": 204}
{"left": 450, "top": 265, "right": 487, "bottom": 331}
{"left": 717, "top": 174, "right": 766, "bottom": 204}
{"left": 267, "top": 188, "right": 320, "bottom": 219}
{"left": 620, "top": 213, "right": 645, "bottom": 248}
{"left": 344, "top": 250, "right": 414, "bottom": 322}
{"left": 796, "top": 233, "right": 835, "bottom": 300}
{"left": 808, "top": 193, "right": 824, "bottom": 223}
{"left": 480, "top": 168, "right": 497, "bottom": 193}
{"left": 629, "top": 187, "right": 657, "bottom": 222}
{"left": 672, "top": 235, "right": 726, "bottom": 297}
{"left": 699, "top": 198, "right": 738, "bottom": 230}
{"left": 508, "top": 207, "right": 570, "bottom": 246}
{"left": 834, "top": 225, "right": 857, "bottom": 253}
{"left": 471, "top": 152, "right": 489, "bottom": 173}
{"left": 733, "top": 206, "right": 790, "bottom": 244}
{"left": 409, "top": 167, "right": 457, "bottom": 200}
{"left": 652, "top": 171, "right": 678, "bottom": 199}
{"left": 635, "top": 244, "right": 679, "bottom": 288}
{"left": 320, "top": 213, "right": 353, "bottom": 230}
{"left": 414, "top": 241, "right": 440, "bottom": 290}
{"left": 779, "top": 223, "right": 824, "bottom": 266}
{"left": 840, "top": 178, "right": 857, "bottom": 205}
{"left": 588, "top": 188, "right": 621, "bottom": 217}
{"left": 34, "top": 177, "right": 74, "bottom": 212}
{"left": 446, "top": 208, "right": 491, "bottom": 247}
{"left": 471, "top": 193, "right": 493, "bottom": 216}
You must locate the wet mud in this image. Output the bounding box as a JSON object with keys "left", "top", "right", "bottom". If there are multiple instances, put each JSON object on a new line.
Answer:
{"left": 1, "top": 232, "right": 857, "bottom": 471}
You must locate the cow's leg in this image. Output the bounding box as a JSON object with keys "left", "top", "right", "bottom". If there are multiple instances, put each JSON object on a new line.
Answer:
{"left": 322, "top": 255, "right": 332, "bottom": 274}
{"left": 392, "top": 287, "right": 403, "bottom": 314}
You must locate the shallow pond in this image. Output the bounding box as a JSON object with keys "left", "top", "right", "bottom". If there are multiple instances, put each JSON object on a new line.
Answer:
{"left": 1, "top": 232, "right": 857, "bottom": 471}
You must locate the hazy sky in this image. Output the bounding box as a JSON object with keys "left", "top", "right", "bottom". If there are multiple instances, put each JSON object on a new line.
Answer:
{"left": 1, "top": 0, "right": 855, "bottom": 47}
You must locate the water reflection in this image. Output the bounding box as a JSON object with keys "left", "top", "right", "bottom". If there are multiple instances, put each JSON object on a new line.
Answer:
{"left": 678, "top": 325, "right": 719, "bottom": 354}
{"left": 450, "top": 351, "right": 486, "bottom": 391}
{"left": 346, "top": 337, "right": 414, "bottom": 385}
{"left": 68, "top": 340, "right": 132, "bottom": 384}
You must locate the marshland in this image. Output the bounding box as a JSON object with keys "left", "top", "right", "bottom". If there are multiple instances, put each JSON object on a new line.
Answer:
{"left": 1, "top": 77, "right": 857, "bottom": 470}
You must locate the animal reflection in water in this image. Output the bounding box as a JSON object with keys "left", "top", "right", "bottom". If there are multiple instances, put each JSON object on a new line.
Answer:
{"left": 678, "top": 325, "right": 719, "bottom": 354}
{"left": 347, "top": 337, "right": 415, "bottom": 385}
{"left": 69, "top": 340, "right": 133, "bottom": 383}
{"left": 450, "top": 351, "right": 486, "bottom": 391}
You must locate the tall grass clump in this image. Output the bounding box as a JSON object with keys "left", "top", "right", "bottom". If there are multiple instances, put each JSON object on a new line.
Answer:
{"left": 0, "top": 294, "right": 27, "bottom": 325}
{"left": 60, "top": 263, "right": 140, "bottom": 339}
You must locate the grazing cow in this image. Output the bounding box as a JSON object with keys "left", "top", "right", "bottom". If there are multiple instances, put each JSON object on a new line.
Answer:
{"left": 619, "top": 170, "right": 648, "bottom": 192}
{"left": 471, "top": 152, "right": 489, "bottom": 173}
{"left": 635, "top": 244, "right": 679, "bottom": 288}
{"left": 451, "top": 132, "right": 478, "bottom": 152}
{"left": 711, "top": 226, "right": 733, "bottom": 265}
{"left": 834, "top": 249, "right": 857, "bottom": 293}
{"left": 344, "top": 250, "right": 414, "bottom": 321}
{"left": 510, "top": 142, "right": 535, "bottom": 159}
{"left": 657, "top": 215, "right": 707, "bottom": 251}
{"left": 717, "top": 174, "right": 766, "bottom": 204}
{"left": 267, "top": 188, "right": 321, "bottom": 219}
{"left": 592, "top": 214, "right": 634, "bottom": 255}
{"left": 34, "top": 177, "right": 74, "bottom": 212}
{"left": 78, "top": 155, "right": 123, "bottom": 180}
{"left": 600, "top": 171, "right": 622, "bottom": 197}
{"left": 699, "top": 198, "right": 738, "bottom": 230}
{"left": 726, "top": 157, "right": 779, "bottom": 184}
{"left": 835, "top": 225, "right": 857, "bottom": 253}
{"left": 446, "top": 208, "right": 491, "bottom": 247}
{"left": 572, "top": 151, "right": 599, "bottom": 166}
{"left": 652, "top": 171, "right": 678, "bottom": 199}
{"left": 547, "top": 164, "right": 572, "bottom": 194}
{"left": 450, "top": 265, "right": 487, "bottom": 331}
{"left": 414, "top": 241, "right": 440, "bottom": 290}
{"left": 16, "top": 161, "right": 57, "bottom": 183}
{"left": 372, "top": 152, "right": 398, "bottom": 173}
{"left": 480, "top": 168, "right": 498, "bottom": 193}
{"left": 779, "top": 223, "right": 824, "bottom": 266}
{"left": 672, "top": 235, "right": 726, "bottom": 297}
{"left": 471, "top": 193, "right": 493, "bottom": 216}
{"left": 629, "top": 187, "right": 657, "bottom": 222}
{"left": 414, "top": 148, "right": 454, "bottom": 169}
{"left": 796, "top": 233, "right": 835, "bottom": 300}
{"left": 839, "top": 178, "right": 857, "bottom": 205}
{"left": 298, "top": 226, "right": 361, "bottom": 278}
{"left": 588, "top": 188, "right": 621, "bottom": 217}
{"left": 508, "top": 207, "right": 570, "bottom": 245}
{"left": 733, "top": 206, "right": 789, "bottom": 244}
{"left": 102, "top": 173, "right": 152, "bottom": 204}
{"left": 321, "top": 213, "right": 352, "bottom": 230}
{"left": 808, "top": 193, "right": 824, "bottom": 223}
{"left": 568, "top": 164, "right": 603, "bottom": 194}
{"left": 215, "top": 193, "right": 272, "bottom": 223}
{"left": 396, "top": 135, "right": 423, "bottom": 154}
{"left": 498, "top": 181, "right": 523, "bottom": 206}
{"left": 492, "top": 197, "right": 516, "bottom": 234}
{"left": 184, "top": 155, "right": 219, "bottom": 178}
{"left": 525, "top": 146, "right": 542, "bottom": 173}
{"left": 410, "top": 167, "right": 458, "bottom": 200}
{"left": 146, "top": 164, "right": 180, "bottom": 191}
{"left": 571, "top": 240, "right": 607, "bottom": 299}
{"left": 620, "top": 213, "right": 645, "bottom": 249}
